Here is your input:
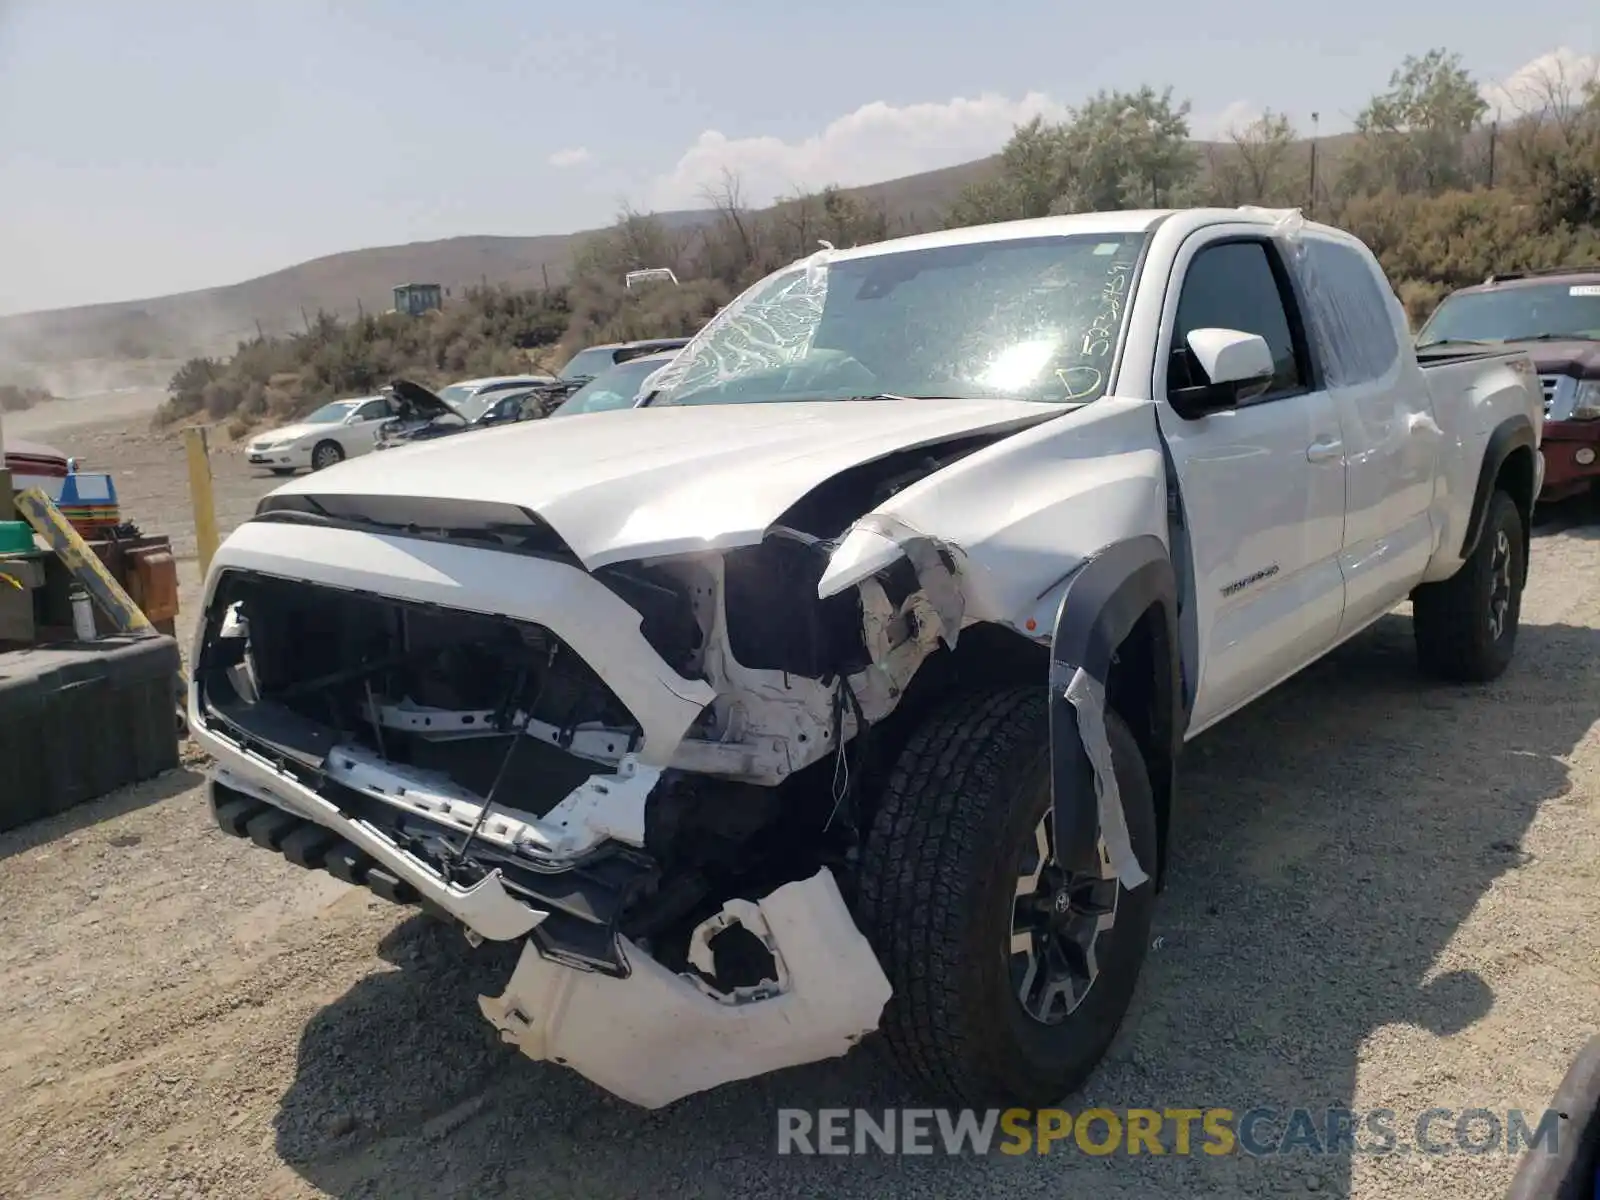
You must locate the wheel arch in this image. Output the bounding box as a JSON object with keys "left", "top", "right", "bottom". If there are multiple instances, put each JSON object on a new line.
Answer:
{"left": 1048, "top": 535, "right": 1185, "bottom": 890}
{"left": 1461, "top": 414, "right": 1536, "bottom": 574}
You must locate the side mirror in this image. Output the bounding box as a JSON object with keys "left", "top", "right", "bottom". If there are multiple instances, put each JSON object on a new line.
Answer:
{"left": 1168, "top": 327, "right": 1275, "bottom": 420}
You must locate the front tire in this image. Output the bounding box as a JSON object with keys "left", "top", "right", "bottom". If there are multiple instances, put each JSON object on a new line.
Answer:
{"left": 857, "top": 686, "right": 1158, "bottom": 1107}
{"left": 1412, "top": 487, "right": 1525, "bottom": 682}
{"left": 310, "top": 440, "right": 345, "bottom": 471}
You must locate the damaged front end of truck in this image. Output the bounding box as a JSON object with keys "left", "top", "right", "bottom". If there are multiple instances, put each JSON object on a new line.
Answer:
{"left": 188, "top": 437, "right": 1011, "bottom": 1108}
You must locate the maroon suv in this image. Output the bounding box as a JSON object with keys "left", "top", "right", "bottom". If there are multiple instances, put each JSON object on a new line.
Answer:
{"left": 1417, "top": 269, "right": 1600, "bottom": 502}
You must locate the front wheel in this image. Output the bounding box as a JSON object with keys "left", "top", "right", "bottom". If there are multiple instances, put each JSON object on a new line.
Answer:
{"left": 1412, "top": 487, "right": 1526, "bottom": 682}
{"left": 310, "top": 440, "right": 345, "bottom": 471}
{"left": 856, "top": 686, "right": 1158, "bottom": 1107}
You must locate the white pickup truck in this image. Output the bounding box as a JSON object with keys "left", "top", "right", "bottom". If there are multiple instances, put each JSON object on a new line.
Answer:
{"left": 189, "top": 206, "right": 1544, "bottom": 1110}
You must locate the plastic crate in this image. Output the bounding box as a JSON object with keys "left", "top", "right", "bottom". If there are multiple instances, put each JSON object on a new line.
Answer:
{"left": 0, "top": 635, "right": 180, "bottom": 832}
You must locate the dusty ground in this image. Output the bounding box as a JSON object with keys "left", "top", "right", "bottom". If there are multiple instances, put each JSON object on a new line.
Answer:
{"left": 1, "top": 412, "right": 1597, "bottom": 1199}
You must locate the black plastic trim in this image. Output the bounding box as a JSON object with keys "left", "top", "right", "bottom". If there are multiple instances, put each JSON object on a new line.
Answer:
{"left": 1048, "top": 535, "right": 1184, "bottom": 884}
{"left": 1460, "top": 413, "right": 1536, "bottom": 561}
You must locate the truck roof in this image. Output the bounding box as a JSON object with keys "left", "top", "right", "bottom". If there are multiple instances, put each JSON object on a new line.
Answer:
{"left": 810, "top": 207, "right": 1353, "bottom": 266}
{"left": 1450, "top": 267, "right": 1600, "bottom": 295}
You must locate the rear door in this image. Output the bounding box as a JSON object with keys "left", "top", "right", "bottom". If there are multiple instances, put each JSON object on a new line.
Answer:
{"left": 1293, "top": 234, "right": 1440, "bottom": 637}
{"left": 1153, "top": 228, "right": 1349, "bottom": 733}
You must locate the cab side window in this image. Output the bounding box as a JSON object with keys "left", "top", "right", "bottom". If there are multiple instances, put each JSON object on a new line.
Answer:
{"left": 353, "top": 399, "right": 389, "bottom": 422}
{"left": 1170, "top": 240, "right": 1307, "bottom": 402}
{"left": 1299, "top": 238, "right": 1402, "bottom": 386}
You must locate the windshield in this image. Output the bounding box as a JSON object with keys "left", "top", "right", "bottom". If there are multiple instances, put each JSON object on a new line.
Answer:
{"left": 1418, "top": 282, "right": 1600, "bottom": 345}
{"left": 304, "top": 401, "right": 358, "bottom": 423}
{"left": 648, "top": 232, "right": 1150, "bottom": 408}
{"left": 554, "top": 357, "right": 670, "bottom": 416}
{"left": 559, "top": 347, "right": 622, "bottom": 381}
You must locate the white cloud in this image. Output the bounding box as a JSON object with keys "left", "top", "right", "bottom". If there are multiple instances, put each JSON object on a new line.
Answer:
{"left": 1481, "top": 47, "right": 1600, "bottom": 117}
{"left": 547, "top": 146, "right": 592, "bottom": 168}
{"left": 1190, "top": 101, "right": 1263, "bottom": 141}
{"left": 647, "top": 92, "right": 1070, "bottom": 209}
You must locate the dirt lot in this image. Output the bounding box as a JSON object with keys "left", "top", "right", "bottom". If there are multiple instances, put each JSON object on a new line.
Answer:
{"left": 2, "top": 413, "right": 1598, "bottom": 1199}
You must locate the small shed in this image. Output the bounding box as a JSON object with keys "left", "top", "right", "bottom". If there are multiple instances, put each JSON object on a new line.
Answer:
{"left": 392, "top": 283, "right": 443, "bottom": 316}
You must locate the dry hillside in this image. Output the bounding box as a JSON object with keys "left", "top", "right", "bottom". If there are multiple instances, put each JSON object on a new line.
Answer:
{"left": 0, "top": 131, "right": 1372, "bottom": 371}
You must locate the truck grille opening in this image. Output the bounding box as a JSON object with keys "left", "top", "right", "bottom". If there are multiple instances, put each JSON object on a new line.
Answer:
{"left": 196, "top": 569, "right": 643, "bottom": 819}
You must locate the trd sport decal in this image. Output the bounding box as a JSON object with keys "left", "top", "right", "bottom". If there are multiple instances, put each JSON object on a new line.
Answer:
{"left": 1221, "top": 564, "right": 1281, "bottom": 597}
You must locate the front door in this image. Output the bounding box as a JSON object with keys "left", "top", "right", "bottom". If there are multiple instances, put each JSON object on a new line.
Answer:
{"left": 1151, "top": 231, "right": 1349, "bottom": 734}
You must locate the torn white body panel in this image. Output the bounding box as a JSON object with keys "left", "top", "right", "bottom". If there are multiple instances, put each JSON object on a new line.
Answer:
{"left": 1062, "top": 667, "right": 1148, "bottom": 890}
{"left": 817, "top": 395, "right": 1171, "bottom": 635}
{"left": 478, "top": 869, "right": 892, "bottom": 1109}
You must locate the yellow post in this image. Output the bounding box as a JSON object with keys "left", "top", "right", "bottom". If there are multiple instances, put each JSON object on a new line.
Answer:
{"left": 0, "top": 398, "right": 14, "bottom": 521}
{"left": 183, "top": 425, "right": 221, "bottom": 579}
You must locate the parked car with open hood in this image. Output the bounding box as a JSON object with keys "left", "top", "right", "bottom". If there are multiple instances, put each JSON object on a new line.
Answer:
{"left": 434, "top": 375, "right": 557, "bottom": 422}
{"left": 245, "top": 396, "right": 395, "bottom": 474}
{"left": 375, "top": 378, "right": 550, "bottom": 450}
{"left": 548, "top": 350, "right": 680, "bottom": 418}
{"left": 191, "top": 207, "right": 1541, "bottom": 1112}
{"left": 1416, "top": 268, "right": 1600, "bottom": 503}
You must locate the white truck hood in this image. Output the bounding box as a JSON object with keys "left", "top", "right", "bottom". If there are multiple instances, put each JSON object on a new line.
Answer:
{"left": 266, "top": 398, "right": 1061, "bottom": 568}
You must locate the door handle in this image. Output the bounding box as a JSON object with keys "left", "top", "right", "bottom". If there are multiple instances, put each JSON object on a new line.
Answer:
{"left": 1306, "top": 438, "right": 1343, "bottom": 463}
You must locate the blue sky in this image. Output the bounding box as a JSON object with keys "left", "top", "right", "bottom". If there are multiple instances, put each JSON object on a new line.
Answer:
{"left": 0, "top": 0, "right": 1594, "bottom": 315}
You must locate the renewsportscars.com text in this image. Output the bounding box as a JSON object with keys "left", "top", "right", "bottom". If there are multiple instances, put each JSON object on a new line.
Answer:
{"left": 776, "top": 1106, "right": 1562, "bottom": 1157}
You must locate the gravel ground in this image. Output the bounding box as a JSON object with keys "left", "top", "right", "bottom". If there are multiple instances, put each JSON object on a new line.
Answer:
{"left": 1, "top": 414, "right": 1597, "bottom": 1200}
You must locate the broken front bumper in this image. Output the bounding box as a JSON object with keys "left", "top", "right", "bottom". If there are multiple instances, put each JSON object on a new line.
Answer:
{"left": 191, "top": 518, "right": 894, "bottom": 1106}
{"left": 206, "top": 770, "right": 892, "bottom": 1108}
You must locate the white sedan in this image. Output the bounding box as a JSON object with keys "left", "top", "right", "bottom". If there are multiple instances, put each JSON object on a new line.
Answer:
{"left": 245, "top": 396, "right": 394, "bottom": 474}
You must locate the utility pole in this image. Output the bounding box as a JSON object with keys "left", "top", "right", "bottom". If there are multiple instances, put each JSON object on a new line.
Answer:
{"left": 1487, "top": 112, "right": 1499, "bottom": 188}
{"left": 1308, "top": 112, "right": 1320, "bottom": 217}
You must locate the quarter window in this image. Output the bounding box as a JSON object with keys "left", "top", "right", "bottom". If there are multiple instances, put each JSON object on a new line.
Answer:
{"left": 1170, "top": 241, "right": 1305, "bottom": 400}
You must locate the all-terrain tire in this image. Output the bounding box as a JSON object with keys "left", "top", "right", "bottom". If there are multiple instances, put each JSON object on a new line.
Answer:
{"left": 1413, "top": 487, "right": 1525, "bottom": 683}
{"left": 856, "top": 685, "right": 1158, "bottom": 1107}
{"left": 310, "top": 440, "right": 345, "bottom": 471}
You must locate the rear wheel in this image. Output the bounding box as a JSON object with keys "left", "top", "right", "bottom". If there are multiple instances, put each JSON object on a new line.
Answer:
{"left": 310, "top": 440, "right": 345, "bottom": 471}
{"left": 1412, "top": 487, "right": 1525, "bottom": 682}
{"left": 856, "top": 686, "right": 1157, "bottom": 1106}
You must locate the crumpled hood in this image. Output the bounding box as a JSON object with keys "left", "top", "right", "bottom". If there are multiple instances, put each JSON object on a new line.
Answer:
{"left": 1508, "top": 339, "right": 1600, "bottom": 380}
{"left": 265, "top": 398, "right": 1062, "bottom": 568}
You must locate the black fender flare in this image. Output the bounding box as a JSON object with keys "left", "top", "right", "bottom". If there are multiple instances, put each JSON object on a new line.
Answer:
{"left": 1047, "top": 535, "right": 1185, "bottom": 887}
{"left": 1459, "top": 413, "right": 1536, "bottom": 564}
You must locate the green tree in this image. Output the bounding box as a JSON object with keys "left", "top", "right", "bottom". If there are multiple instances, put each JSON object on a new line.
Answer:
{"left": 1052, "top": 86, "right": 1199, "bottom": 211}
{"left": 947, "top": 87, "right": 1199, "bottom": 226}
{"left": 1346, "top": 49, "right": 1488, "bottom": 196}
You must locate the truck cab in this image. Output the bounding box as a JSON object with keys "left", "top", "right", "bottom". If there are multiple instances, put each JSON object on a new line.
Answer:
{"left": 1417, "top": 269, "right": 1600, "bottom": 503}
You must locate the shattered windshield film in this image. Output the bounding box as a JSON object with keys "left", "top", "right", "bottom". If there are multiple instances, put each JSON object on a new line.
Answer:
{"left": 649, "top": 232, "right": 1150, "bottom": 407}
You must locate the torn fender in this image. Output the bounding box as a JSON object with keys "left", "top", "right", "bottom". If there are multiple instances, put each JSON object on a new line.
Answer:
{"left": 1048, "top": 535, "right": 1183, "bottom": 887}
{"left": 478, "top": 868, "right": 893, "bottom": 1109}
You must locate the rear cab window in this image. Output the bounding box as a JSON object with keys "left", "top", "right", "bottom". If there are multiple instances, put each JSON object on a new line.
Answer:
{"left": 1293, "top": 237, "right": 1403, "bottom": 386}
